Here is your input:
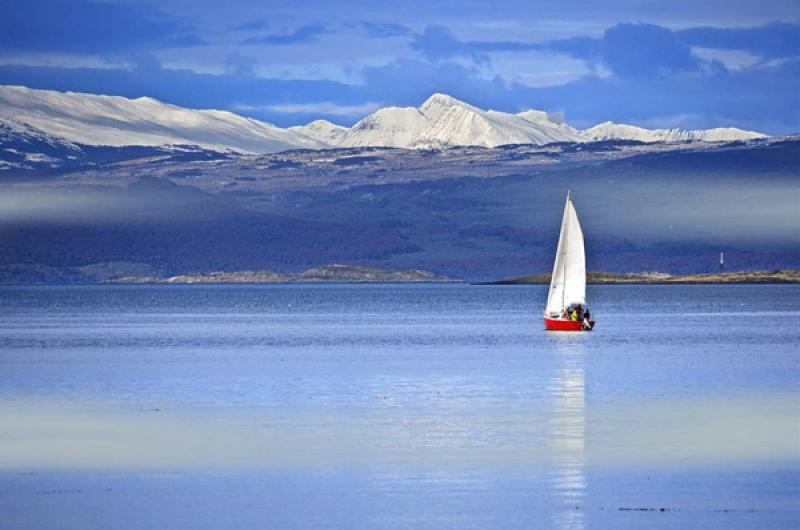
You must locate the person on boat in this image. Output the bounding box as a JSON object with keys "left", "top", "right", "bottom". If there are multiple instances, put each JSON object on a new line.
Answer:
{"left": 582, "top": 309, "right": 592, "bottom": 330}
{"left": 570, "top": 307, "right": 578, "bottom": 321}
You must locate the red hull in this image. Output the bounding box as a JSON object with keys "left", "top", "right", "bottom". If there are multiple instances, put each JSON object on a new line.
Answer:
{"left": 544, "top": 317, "right": 594, "bottom": 331}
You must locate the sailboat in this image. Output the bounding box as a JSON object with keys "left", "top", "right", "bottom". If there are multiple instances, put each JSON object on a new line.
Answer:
{"left": 544, "top": 192, "right": 595, "bottom": 331}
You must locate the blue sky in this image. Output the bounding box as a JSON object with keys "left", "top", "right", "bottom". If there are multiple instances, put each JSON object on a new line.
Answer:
{"left": 0, "top": 0, "right": 798, "bottom": 133}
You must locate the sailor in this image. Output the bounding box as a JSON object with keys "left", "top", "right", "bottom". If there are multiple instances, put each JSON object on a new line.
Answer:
{"left": 570, "top": 307, "right": 578, "bottom": 321}
{"left": 583, "top": 309, "right": 592, "bottom": 329}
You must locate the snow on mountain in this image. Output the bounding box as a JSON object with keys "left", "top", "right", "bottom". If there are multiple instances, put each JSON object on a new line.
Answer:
{"left": 0, "top": 85, "right": 326, "bottom": 153}
{"left": 295, "top": 93, "right": 764, "bottom": 148}
{"left": 0, "top": 118, "right": 228, "bottom": 171}
{"left": 582, "top": 121, "right": 767, "bottom": 143}
{"left": 293, "top": 107, "right": 432, "bottom": 148}
{"left": 0, "top": 120, "right": 82, "bottom": 170}
{"left": 296, "top": 93, "right": 584, "bottom": 148}
{"left": 417, "top": 94, "right": 584, "bottom": 147}
{"left": 0, "top": 86, "right": 768, "bottom": 156}
{"left": 340, "top": 107, "right": 430, "bottom": 148}
{"left": 288, "top": 119, "right": 349, "bottom": 145}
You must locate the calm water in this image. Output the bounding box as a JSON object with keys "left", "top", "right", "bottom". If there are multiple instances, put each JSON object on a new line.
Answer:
{"left": 0, "top": 284, "right": 798, "bottom": 529}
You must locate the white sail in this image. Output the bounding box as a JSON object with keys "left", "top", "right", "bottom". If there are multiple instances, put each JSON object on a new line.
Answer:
{"left": 545, "top": 193, "right": 586, "bottom": 316}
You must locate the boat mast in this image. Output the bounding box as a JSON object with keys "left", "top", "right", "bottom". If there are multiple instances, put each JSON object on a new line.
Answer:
{"left": 561, "top": 191, "right": 570, "bottom": 310}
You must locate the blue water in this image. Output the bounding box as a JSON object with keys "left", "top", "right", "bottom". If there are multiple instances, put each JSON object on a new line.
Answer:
{"left": 1, "top": 284, "right": 798, "bottom": 529}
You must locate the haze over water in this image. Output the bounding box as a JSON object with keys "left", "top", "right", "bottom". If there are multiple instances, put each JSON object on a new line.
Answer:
{"left": 1, "top": 284, "right": 798, "bottom": 529}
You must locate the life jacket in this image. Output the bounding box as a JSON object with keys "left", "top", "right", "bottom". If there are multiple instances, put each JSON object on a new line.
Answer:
{"left": 570, "top": 310, "right": 578, "bottom": 321}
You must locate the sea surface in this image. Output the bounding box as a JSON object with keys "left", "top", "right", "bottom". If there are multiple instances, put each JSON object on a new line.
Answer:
{"left": 0, "top": 284, "right": 798, "bottom": 530}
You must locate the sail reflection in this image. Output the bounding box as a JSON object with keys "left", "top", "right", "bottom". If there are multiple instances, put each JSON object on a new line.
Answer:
{"left": 547, "top": 357, "right": 586, "bottom": 530}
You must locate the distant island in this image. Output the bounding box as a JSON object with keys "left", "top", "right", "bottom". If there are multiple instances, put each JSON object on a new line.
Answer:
{"left": 109, "top": 264, "right": 456, "bottom": 284}
{"left": 483, "top": 270, "right": 800, "bottom": 285}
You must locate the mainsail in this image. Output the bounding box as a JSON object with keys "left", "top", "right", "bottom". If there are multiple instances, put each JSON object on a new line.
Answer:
{"left": 545, "top": 192, "right": 586, "bottom": 316}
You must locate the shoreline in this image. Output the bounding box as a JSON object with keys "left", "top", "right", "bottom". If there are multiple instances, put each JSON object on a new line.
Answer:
{"left": 1, "top": 265, "right": 798, "bottom": 285}
{"left": 479, "top": 270, "right": 800, "bottom": 285}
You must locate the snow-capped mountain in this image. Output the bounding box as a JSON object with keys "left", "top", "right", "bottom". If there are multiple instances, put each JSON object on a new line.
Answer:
{"left": 294, "top": 93, "right": 764, "bottom": 148}
{"left": 292, "top": 94, "right": 585, "bottom": 148}
{"left": 582, "top": 121, "right": 767, "bottom": 143}
{"left": 0, "top": 85, "right": 326, "bottom": 154}
{"left": 0, "top": 86, "right": 767, "bottom": 157}
{"left": 288, "top": 119, "right": 349, "bottom": 146}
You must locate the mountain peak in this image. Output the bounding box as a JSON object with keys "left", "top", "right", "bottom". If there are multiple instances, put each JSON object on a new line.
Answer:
{"left": 295, "top": 119, "right": 346, "bottom": 131}
{"left": 423, "top": 93, "right": 463, "bottom": 105}
{"left": 288, "top": 119, "right": 348, "bottom": 145}
{"left": 420, "top": 93, "right": 476, "bottom": 112}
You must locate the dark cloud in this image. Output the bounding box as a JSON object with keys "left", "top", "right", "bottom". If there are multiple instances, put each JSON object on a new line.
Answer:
{"left": 243, "top": 24, "right": 328, "bottom": 45}
{"left": 0, "top": 0, "right": 205, "bottom": 54}
{"left": 677, "top": 22, "right": 800, "bottom": 59}
{"left": 410, "top": 25, "right": 535, "bottom": 63}
{"left": 411, "top": 23, "right": 704, "bottom": 78}
{"left": 604, "top": 23, "right": 700, "bottom": 76}
{"left": 410, "top": 26, "right": 469, "bottom": 61}
{"left": 570, "top": 23, "right": 703, "bottom": 78}
{"left": 411, "top": 21, "right": 800, "bottom": 79}
{"left": 549, "top": 22, "right": 800, "bottom": 76}
{"left": 359, "top": 22, "right": 411, "bottom": 38}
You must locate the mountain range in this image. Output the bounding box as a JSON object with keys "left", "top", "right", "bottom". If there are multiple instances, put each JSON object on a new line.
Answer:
{"left": 0, "top": 84, "right": 795, "bottom": 281}
{"left": 0, "top": 85, "right": 766, "bottom": 156}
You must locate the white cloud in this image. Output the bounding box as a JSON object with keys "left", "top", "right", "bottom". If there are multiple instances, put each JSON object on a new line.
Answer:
{"left": 488, "top": 51, "right": 592, "bottom": 88}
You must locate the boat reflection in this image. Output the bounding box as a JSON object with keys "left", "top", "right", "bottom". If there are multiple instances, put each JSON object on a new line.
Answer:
{"left": 547, "top": 345, "right": 586, "bottom": 530}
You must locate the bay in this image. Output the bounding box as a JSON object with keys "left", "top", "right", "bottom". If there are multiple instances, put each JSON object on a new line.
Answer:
{"left": 1, "top": 284, "right": 798, "bottom": 529}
